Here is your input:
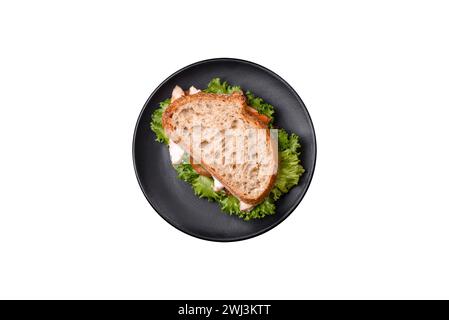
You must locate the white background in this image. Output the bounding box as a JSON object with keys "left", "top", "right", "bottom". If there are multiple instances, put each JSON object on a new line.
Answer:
{"left": 0, "top": 0, "right": 448, "bottom": 299}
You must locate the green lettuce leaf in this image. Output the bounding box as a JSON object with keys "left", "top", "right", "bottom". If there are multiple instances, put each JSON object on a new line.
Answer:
{"left": 278, "top": 128, "right": 290, "bottom": 151}
{"left": 245, "top": 198, "right": 276, "bottom": 220}
{"left": 175, "top": 164, "right": 220, "bottom": 201}
{"left": 204, "top": 78, "right": 275, "bottom": 123}
{"left": 204, "top": 78, "right": 242, "bottom": 94}
{"left": 175, "top": 163, "right": 199, "bottom": 183}
{"left": 218, "top": 195, "right": 241, "bottom": 215}
{"left": 273, "top": 150, "right": 304, "bottom": 194}
{"left": 271, "top": 129, "right": 305, "bottom": 200}
{"left": 245, "top": 91, "right": 275, "bottom": 121}
{"left": 192, "top": 176, "right": 221, "bottom": 201}
{"left": 219, "top": 195, "right": 276, "bottom": 220}
{"left": 284, "top": 132, "right": 300, "bottom": 153}
{"left": 150, "top": 98, "right": 170, "bottom": 144}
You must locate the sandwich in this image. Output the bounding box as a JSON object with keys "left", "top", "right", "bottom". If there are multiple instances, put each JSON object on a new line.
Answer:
{"left": 150, "top": 78, "right": 304, "bottom": 220}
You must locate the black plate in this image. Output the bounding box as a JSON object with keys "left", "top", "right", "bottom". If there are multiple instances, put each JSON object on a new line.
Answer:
{"left": 133, "top": 58, "right": 316, "bottom": 241}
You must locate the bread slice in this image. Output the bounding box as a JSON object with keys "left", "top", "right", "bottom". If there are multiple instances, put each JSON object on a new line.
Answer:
{"left": 162, "top": 91, "right": 278, "bottom": 205}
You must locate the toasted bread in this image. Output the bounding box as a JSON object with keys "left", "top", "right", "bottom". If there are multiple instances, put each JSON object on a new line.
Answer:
{"left": 162, "top": 91, "right": 278, "bottom": 205}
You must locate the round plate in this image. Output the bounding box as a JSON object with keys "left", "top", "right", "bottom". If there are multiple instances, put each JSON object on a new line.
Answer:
{"left": 133, "top": 58, "right": 316, "bottom": 241}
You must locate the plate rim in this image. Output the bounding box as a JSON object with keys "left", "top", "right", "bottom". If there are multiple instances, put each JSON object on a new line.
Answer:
{"left": 132, "top": 57, "right": 317, "bottom": 242}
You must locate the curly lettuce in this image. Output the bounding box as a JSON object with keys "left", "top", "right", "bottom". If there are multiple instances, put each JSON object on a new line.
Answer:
{"left": 271, "top": 129, "right": 305, "bottom": 200}
{"left": 203, "top": 78, "right": 242, "bottom": 94}
{"left": 150, "top": 98, "right": 170, "bottom": 144}
{"left": 150, "top": 79, "right": 305, "bottom": 220}
{"left": 175, "top": 163, "right": 199, "bottom": 184}
{"left": 245, "top": 91, "right": 275, "bottom": 122}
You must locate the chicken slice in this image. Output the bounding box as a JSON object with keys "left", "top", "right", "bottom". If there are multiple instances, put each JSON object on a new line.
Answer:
{"left": 171, "top": 85, "right": 185, "bottom": 102}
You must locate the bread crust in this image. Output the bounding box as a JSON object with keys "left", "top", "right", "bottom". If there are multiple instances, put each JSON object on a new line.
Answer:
{"left": 162, "top": 92, "right": 277, "bottom": 205}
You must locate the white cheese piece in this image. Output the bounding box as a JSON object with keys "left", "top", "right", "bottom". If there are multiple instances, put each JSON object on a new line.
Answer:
{"left": 188, "top": 86, "right": 201, "bottom": 95}
{"left": 239, "top": 200, "right": 255, "bottom": 212}
{"left": 212, "top": 176, "right": 225, "bottom": 192}
{"left": 171, "top": 85, "right": 185, "bottom": 102}
{"left": 168, "top": 139, "right": 185, "bottom": 165}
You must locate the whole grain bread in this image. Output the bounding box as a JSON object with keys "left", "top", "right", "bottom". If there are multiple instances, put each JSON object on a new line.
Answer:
{"left": 162, "top": 92, "right": 278, "bottom": 205}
